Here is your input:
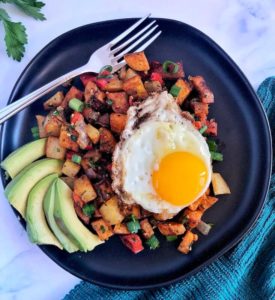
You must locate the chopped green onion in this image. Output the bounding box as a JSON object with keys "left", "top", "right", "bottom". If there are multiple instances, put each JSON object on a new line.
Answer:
{"left": 52, "top": 110, "right": 60, "bottom": 116}
{"left": 69, "top": 98, "right": 84, "bottom": 112}
{"left": 207, "top": 140, "right": 218, "bottom": 152}
{"left": 170, "top": 85, "right": 181, "bottom": 97}
{"left": 100, "top": 225, "right": 106, "bottom": 233}
{"left": 99, "top": 65, "right": 113, "bottom": 73}
{"left": 72, "top": 154, "right": 82, "bottom": 164}
{"left": 162, "top": 60, "right": 178, "bottom": 73}
{"left": 210, "top": 151, "right": 223, "bottom": 161}
{"left": 127, "top": 215, "right": 141, "bottom": 233}
{"left": 31, "top": 126, "right": 39, "bottom": 134}
{"left": 199, "top": 125, "right": 208, "bottom": 134}
{"left": 146, "top": 235, "right": 160, "bottom": 250}
{"left": 82, "top": 203, "right": 95, "bottom": 217}
{"left": 106, "top": 99, "right": 113, "bottom": 106}
{"left": 97, "top": 74, "right": 113, "bottom": 79}
{"left": 166, "top": 235, "right": 178, "bottom": 242}
{"left": 70, "top": 135, "right": 77, "bottom": 142}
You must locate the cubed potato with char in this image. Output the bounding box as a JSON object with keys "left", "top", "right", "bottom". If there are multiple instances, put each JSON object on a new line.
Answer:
{"left": 61, "top": 86, "right": 83, "bottom": 108}
{"left": 212, "top": 173, "right": 231, "bottom": 195}
{"left": 74, "top": 175, "right": 97, "bottom": 202}
{"left": 104, "top": 78, "right": 123, "bottom": 92}
{"left": 99, "top": 196, "right": 124, "bottom": 225}
{"left": 122, "top": 75, "right": 148, "bottom": 99}
{"left": 43, "top": 91, "right": 64, "bottom": 110}
{"left": 86, "top": 124, "right": 100, "bottom": 144}
{"left": 59, "top": 125, "right": 79, "bottom": 152}
{"left": 125, "top": 68, "right": 138, "bottom": 80}
{"left": 62, "top": 159, "right": 81, "bottom": 177}
{"left": 84, "top": 81, "right": 98, "bottom": 103}
{"left": 124, "top": 52, "right": 150, "bottom": 71}
{"left": 99, "top": 128, "right": 116, "bottom": 153}
{"left": 157, "top": 222, "right": 186, "bottom": 236}
{"left": 153, "top": 211, "right": 175, "bottom": 221}
{"left": 91, "top": 219, "right": 114, "bottom": 240}
{"left": 35, "top": 115, "right": 47, "bottom": 138}
{"left": 199, "top": 196, "right": 218, "bottom": 211}
{"left": 44, "top": 115, "right": 62, "bottom": 137}
{"left": 45, "top": 136, "right": 66, "bottom": 160}
{"left": 178, "top": 231, "right": 198, "bottom": 254}
{"left": 110, "top": 113, "right": 127, "bottom": 134}
{"left": 140, "top": 219, "right": 154, "bottom": 239}
{"left": 173, "top": 79, "right": 192, "bottom": 105}
{"left": 107, "top": 92, "right": 129, "bottom": 113}
{"left": 184, "top": 209, "right": 203, "bottom": 228}
{"left": 113, "top": 223, "right": 130, "bottom": 235}
{"left": 189, "top": 76, "right": 214, "bottom": 104}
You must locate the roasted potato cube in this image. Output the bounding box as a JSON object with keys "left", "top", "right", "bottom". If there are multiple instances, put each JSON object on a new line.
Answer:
{"left": 84, "top": 81, "right": 98, "bottom": 103}
{"left": 184, "top": 209, "right": 203, "bottom": 228}
{"left": 45, "top": 136, "right": 66, "bottom": 160}
{"left": 122, "top": 75, "right": 148, "bottom": 99}
{"left": 120, "top": 204, "right": 141, "bottom": 219}
{"left": 113, "top": 223, "right": 130, "bottom": 235}
{"left": 43, "top": 91, "right": 64, "bottom": 110}
{"left": 104, "top": 78, "right": 123, "bottom": 92}
{"left": 125, "top": 68, "right": 138, "bottom": 80}
{"left": 119, "top": 66, "right": 127, "bottom": 80}
{"left": 44, "top": 115, "right": 62, "bottom": 137}
{"left": 74, "top": 175, "right": 97, "bottom": 202}
{"left": 178, "top": 231, "right": 198, "bottom": 254}
{"left": 62, "top": 159, "right": 81, "bottom": 177}
{"left": 157, "top": 222, "right": 186, "bottom": 236}
{"left": 99, "top": 128, "right": 116, "bottom": 153}
{"left": 153, "top": 211, "right": 175, "bottom": 221}
{"left": 99, "top": 196, "right": 124, "bottom": 225}
{"left": 59, "top": 125, "right": 79, "bottom": 152}
{"left": 212, "top": 173, "right": 231, "bottom": 195}
{"left": 91, "top": 219, "right": 113, "bottom": 240}
{"left": 124, "top": 51, "right": 150, "bottom": 71}
{"left": 61, "top": 86, "right": 83, "bottom": 108}
{"left": 110, "top": 113, "right": 127, "bottom": 134}
{"left": 140, "top": 219, "right": 154, "bottom": 239}
{"left": 199, "top": 196, "right": 218, "bottom": 211}
{"left": 61, "top": 176, "right": 74, "bottom": 189}
{"left": 35, "top": 115, "right": 47, "bottom": 138}
{"left": 189, "top": 76, "right": 214, "bottom": 104}
{"left": 107, "top": 92, "right": 129, "bottom": 113}
{"left": 86, "top": 124, "right": 100, "bottom": 144}
{"left": 173, "top": 79, "right": 192, "bottom": 105}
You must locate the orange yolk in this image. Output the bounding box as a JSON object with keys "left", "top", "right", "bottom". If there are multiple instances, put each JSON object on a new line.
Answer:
{"left": 152, "top": 151, "right": 208, "bottom": 206}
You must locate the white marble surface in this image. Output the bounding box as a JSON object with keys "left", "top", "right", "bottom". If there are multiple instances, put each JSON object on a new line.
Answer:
{"left": 0, "top": 0, "right": 274, "bottom": 299}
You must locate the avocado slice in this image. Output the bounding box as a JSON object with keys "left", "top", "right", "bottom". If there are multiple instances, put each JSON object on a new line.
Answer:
{"left": 54, "top": 178, "right": 103, "bottom": 252}
{"left": 5, "top": 158, "right": 63, "bottom": 219}
{"left": 1, "top": 138, "right": 46, "bottom": 179}
{"left": 26, "top": 174, "right": 62, "bottom": 249}
{"left": 43, "top": 180, "right": 79, "bottom": 253}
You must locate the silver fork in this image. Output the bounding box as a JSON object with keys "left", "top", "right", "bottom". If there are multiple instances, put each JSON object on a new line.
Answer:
{"left": 0, "top": 15, "right": 161, "bottom": 124}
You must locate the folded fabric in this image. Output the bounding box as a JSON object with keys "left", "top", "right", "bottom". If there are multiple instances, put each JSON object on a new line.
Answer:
{"left": 64, "top": 77, "right": 275, "bottom": 300}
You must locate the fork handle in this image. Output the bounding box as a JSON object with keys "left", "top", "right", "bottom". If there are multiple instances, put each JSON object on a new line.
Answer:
{"left": 0, "top": 65, "right": 89, "bottom": 125}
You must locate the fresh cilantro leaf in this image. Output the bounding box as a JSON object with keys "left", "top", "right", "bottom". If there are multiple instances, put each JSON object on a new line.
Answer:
{"left": 0, "top": 0, "right": 45, "bottom": 20}
{"left": 0, "top": 8, "right": 27, "bottom": 61}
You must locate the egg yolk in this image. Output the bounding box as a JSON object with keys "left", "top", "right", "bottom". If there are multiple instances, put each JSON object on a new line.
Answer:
{"left": 152, "top": 151, "right": 208, "bottom": 206}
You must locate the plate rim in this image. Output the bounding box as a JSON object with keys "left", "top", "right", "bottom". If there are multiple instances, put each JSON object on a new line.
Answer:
{"left": 0, "top": 17, "right": 272, "bottom": 290}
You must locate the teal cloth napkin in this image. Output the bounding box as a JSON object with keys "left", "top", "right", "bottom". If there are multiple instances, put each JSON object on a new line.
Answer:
{"left": 64, "top": 77, "right": 275, "bottom": 300}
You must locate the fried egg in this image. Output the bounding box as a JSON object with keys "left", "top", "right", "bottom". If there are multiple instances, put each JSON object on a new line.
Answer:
{"left": 112, "top": 91, "right": 212, "bottom": 214}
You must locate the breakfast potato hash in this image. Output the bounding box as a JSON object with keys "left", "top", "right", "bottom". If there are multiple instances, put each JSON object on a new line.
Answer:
{"left": 2, "top": 51, "right": 231, "bottom": 254}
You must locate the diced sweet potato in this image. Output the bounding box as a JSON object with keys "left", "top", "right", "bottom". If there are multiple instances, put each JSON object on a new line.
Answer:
{"left": 59, "top": 125, "right": 79, "bottom": 152}
{"left": 110, "top": 113, "right": 127, "bottom": 134}
{"left": 113, "top": 223, "right": 130, "bottom": 235}
{"left": 74, "top": 175, "right": 97, "bottom": 202}
{"left": 43, "top": 91, "right": 64, "bottom": 110}
{"left": 84, "top": 81, "right": 98, "bottom": 103}
{"left": 188, "top": 194, "right": 207, "bottom": 211}
{"left": 125, "top": 68, "right": 138, "bottom": 80}
{"left": 104, "top": 78, "right": 123, "bottom": 92}
{"left": 122, "top": 75, "right": 148, "bottom": 99}
{"left": 45, "top": 136, "right": 66, "bottom": 160}
{"left": 99, "top": 196, "right": 124, "bottom": 225}
{"left": 212, "top": 173, "right": 231, "bottom": 195}
{"left": 140, "top": 219, "right": 154, "bottom": 239}
{"left": 189, "top": 76, "right": 214, "bottom": 104}
{"left": 86, "top": 124, "right": 100, "bottom": 144}
{"left": 91, "top": 219, "right": 113, "bottom": 240}
{"left": 61, "top": 86, "right": 83, "bottom": 108}
{"left": 157, "top": 222, "right": 186, "bottom": 236}
{"left": 178, "top": 231, "right": 198, "bottom": 254}
{"left": 124, "top": 51, "right": 150, "bottom": 71}
{"left": 62, "top": 159, "right": 81, "bottom": 177}
{"left": 184, "top": 209, "right": 203, "bottom": 228}
{"left": 107, "top": 92, "right": 129, "bottom": 113}
{"left": 35, "top": 115, "right": 47, "bottom": 138}
{"left": 99, "top": 128, "right": 116, "bottom": 153}
{"left": 199, "top": 196, "right": 218, "bottom": 211}
{"left": 191, "top": 101, "right": 209, "bottom": 119}
{"left": 44, "top": 115, "right": 62, "bottom": 137}
{"left": 173, "top": 79, "right": 192, "bottom": 105}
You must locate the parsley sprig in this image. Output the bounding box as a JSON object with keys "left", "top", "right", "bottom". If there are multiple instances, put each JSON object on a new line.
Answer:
{"left": 0, "top": 0, "right": 46, "bottom": 61}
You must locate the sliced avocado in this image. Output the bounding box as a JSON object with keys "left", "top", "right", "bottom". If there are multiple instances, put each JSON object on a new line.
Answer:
{"left": 5, "top": 158, "right": 63, "bottom": 219}
{"left": 55, "top": 178, "right": 103, "bottom": 252}
{"left": 1, "top": 138, "right": 47, "bottom": 179}
{"left": 43, "top": 180, "right": 79, "bottom": 253}
{"left": 26, "top": 174, "right": 62, "bottom": 249}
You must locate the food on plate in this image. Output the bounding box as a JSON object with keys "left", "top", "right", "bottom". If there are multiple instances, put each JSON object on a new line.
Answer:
{"left": 1, "top": 51, "right": 231, "bottom": 255}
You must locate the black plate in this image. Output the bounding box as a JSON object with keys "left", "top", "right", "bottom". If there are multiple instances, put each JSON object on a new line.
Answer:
{"left": 0, "top": 18, "right": 272, "bottom": 289}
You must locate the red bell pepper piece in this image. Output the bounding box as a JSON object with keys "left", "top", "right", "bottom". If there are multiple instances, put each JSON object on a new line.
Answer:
{"left": 193, "top": 121, "right": 202, "bottom": 130}
{"left": 71, "top": 112, "right": 83, "bottom": 124}
{"left": 120, "top": 234, "right": 144, "bottom": 254}
{"left": 150, "top": 72, "right": 163, "bottom": 85}
{"left": 80, "top": 74, "right": 96, "bottom": 86}
{"left": 206, "top": 120, "right": 218, "bottom": 136}
{"left": 95, "top": 78, "right": 108, "bottom": 89}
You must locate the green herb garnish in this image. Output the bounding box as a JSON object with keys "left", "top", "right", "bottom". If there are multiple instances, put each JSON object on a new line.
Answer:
{"left": 82, "top": 203, "right": 95, "bottom": 217}
{"left": 166, "top": 235, "right": 178, "bottom": 242}
{"left": 72, "top": 154, "right": 81, "bottom": 164}
{"left": 170, "top": 85, "right": 181, "bottom": 97}
{"left": 210, "top": 151, "right": 223, "bottom": 161}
